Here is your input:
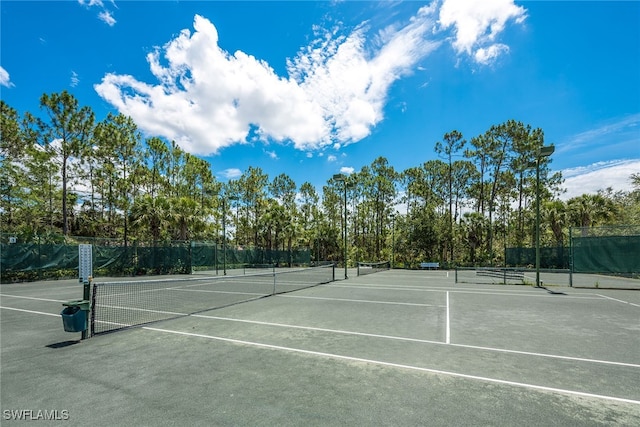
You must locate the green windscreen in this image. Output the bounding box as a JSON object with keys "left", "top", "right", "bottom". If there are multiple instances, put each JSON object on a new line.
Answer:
{"left": 1, "top": 235, "right": 312, "bottom": 283}
{"left": 505, "top": 246, "right": 569, "bottom": 269}
{"left": 572, "top": 235, "right": 640, "bottom": 274}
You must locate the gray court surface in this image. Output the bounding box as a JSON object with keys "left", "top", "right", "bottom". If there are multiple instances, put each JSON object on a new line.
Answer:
{"left": 1, "top": 270, "right": 639, "bottom": 426}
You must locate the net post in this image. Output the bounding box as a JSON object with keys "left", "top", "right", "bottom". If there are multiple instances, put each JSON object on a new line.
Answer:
{"left": 569, "top": 227, "right": 573, "bottom": 287}
{"left": 188, "top": 240, "right": 193, "bottom": 274}
{"left": 272, "top": 269, "right": 276, "bottom": 295}
{"left": 90, "top": 279, "right": 97, "bottom": 337}
{"left": 79, "top": 244, "right": 93, "bottom": 340}
{"left": 215, "top": 242, "right": 218, "bottom": 275}
{"left": 81, "top": 278, "right": 91, "bottom": 340}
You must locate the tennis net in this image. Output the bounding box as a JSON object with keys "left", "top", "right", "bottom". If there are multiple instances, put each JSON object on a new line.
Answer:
{"left": 357, "top": 261, "right": 391, "bottom": 276}
{"left": 90, "top": 264, "right": 335, "bottom": 335}
{"left": 454, "top": 267, "right": 528, "bottom": 285}
{"left": 454, "top": 267, "right": 571, "bottom": 286}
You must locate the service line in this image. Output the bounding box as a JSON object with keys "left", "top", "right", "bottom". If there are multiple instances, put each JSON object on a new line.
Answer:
{"left": 144, "top": 326, "right": 640, "bottom": 406}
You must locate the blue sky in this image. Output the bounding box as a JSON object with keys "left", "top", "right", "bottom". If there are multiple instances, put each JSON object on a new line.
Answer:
{"left": 1, "top": 0, "right": 639, "bottom": 200}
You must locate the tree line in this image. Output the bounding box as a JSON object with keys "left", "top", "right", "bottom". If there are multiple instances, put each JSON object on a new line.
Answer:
{"left": 1, "top": 91, "right": 639, "bottom": 267}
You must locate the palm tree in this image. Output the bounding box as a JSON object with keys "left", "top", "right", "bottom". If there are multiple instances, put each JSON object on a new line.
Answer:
{"left": 258, "top": 199, "right": 285, "bottom": 252}
{"left": 543, "top": 199, "right": 567, "bottom": 247}
{"left": 567, "top": 194, "right": 618, "bottom": 235}
{"left": 170, "top": 197, "right": 202, "bottom": 241}
{"left": 461, "top": 212, "right": 487, "bottom": 265}
{"left": 130, "top": 195, "right": 170, "bottom": 244}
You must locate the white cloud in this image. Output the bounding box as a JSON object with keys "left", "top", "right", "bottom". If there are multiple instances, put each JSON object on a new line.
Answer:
{"left": 219, "top": 168, "right": 242, "bottom": 180}
{"left": 474, "top": 43, "right": 509, "bottom": 65}
{"left": 79, "top": 0, "right": 116, "bottom": 26}
{"left": 265, "top": 150, "right": 278, "bottom": 160}
{"left": 290, "top": 5, "right": 440, "bottom": 145}
{"left": 96, "top": 9, "right": 440, "bottom": 155}
{"left": 558, "top": 113, "right": 640, "bottom": 154}
{"left": 560, "top": 159, "right": 640, "bottom": 200}
{"left": 438, "top": 0, "right": 526, "bottom": 64}
{"left": 340, "top": 166, "right": 355, "bottom": 175}
{"left": 70, "top": 71, "right": 80, "bottom": 87}
{"left": 98, "top": 10, "right": 116, "bottom": 26}
{"left": 95, "top": 3, "right": 524, "bottom": 156}
{"left": 0, "top": 66, "right": 13, "bottom": 87}
{"left": 327, "top": 155, "right": 337, "bottom": 162}
{"left": 78, "top": 0, "right": 103, "bottom": 6}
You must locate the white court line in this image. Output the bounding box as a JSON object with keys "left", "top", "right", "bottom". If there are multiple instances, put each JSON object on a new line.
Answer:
{"left": 278, "top": 294, "right": 444, "bottom": 308}
{"left": 448, "top": 342, "right": 640, "bottom": 368}
{"left": 330, "top": 282, "right": 553, "bottom": 294}
{"left": 5, "top": 285, "right": 87, "bottom": 291}
{"left": 192, "top": 313, "right": 445, "bottom": 345}
{"left": 0, "top": 306, "right": 60, "bottom": 317}
{"left": 445, "top": 291, "right": 450, "bottom": 344}
{"left": 95, "top": 304, "right": 185, "bottom": 316}
{"left": 3, "top": 304, "right": 638, "bottom": 369}
{"left": 192, "top": 313, "right": 639, "bottom": 368}
{"left": 596, "top": 294, "right": 640, "bottom": 308}
{"left": 168, "top": 288, "right": 266, "bottom": 296}
{"left": 143, "top": 326, "right": 640, "bottom": 406}
{"left": 327, "top": 284, "right": 602, "bottom": 300}
{"left": 0, "top": 284, "right": 82, "bottom": 291}
{"left": 0, "top": 294, "right": 67, "bottom": 303}
{"left": 329, "top": 283, "right": 537, "bottom": 295}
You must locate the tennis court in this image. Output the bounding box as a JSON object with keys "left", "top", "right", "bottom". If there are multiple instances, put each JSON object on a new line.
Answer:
{"left": 1, "top": 269, "right": 639, "bottom": 425}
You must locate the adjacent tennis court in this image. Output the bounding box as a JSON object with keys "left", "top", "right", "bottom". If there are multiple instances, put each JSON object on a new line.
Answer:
{"left": 1, "top": 269, "right": 639, "bottom": 425}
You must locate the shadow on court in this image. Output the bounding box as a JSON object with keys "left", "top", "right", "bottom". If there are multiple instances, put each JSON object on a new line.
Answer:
{"left": 45, "top": 340, "right": 82, "bottom": 349}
